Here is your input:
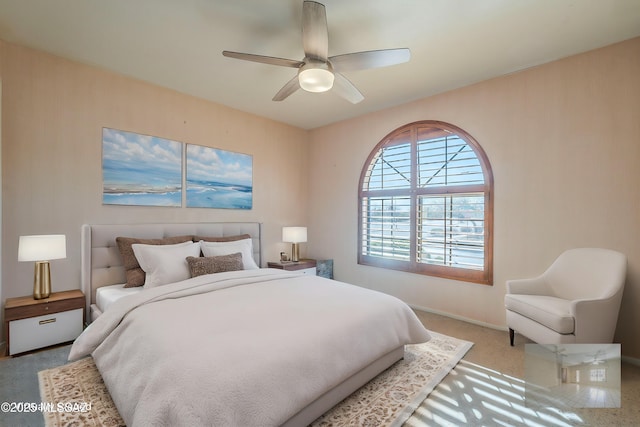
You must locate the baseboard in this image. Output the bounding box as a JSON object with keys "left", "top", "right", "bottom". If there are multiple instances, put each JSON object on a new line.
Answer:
{"left": 410, "top": 304, "right": 508, "bottom": 332}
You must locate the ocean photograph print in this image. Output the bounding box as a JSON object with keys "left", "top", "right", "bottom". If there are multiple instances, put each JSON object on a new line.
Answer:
{"left": 102, "top": 128, "right": 183, "bottom": 207}
{"left": 186, "top": 144, "right": 253, "bottom": 209}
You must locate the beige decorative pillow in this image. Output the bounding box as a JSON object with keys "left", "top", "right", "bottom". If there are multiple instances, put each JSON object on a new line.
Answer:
{"left": 186, "top": 253, "right": 244, "bottom": 277}
{"left": 116, "top": 235, "right": 193, "bottom": 287}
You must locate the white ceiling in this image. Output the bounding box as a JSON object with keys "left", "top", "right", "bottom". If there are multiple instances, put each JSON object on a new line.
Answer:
{"left": 1, "top": 0, "right": 639, "bottom": 130}
{"left": 531, "top": 344, "right": 621, "bottom": 367}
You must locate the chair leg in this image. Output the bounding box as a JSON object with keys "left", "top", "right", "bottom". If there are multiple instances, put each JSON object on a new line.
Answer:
{"left": 509, "top": 328, "right": 515, "bottom": 346}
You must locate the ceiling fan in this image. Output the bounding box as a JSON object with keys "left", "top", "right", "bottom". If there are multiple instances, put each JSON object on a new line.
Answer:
{"left": 222, "top": 0, "right": 410, "bottom": 103}
{"left": 585, "top": 350, "right": 605, "bottom": 365}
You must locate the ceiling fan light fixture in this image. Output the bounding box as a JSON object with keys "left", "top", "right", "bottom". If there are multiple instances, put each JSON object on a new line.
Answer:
{"left": 223, "top": 2, "right": 407, "bottom": 103}
{"left": 298, "top": 62, "right": 334, "bottom": 93}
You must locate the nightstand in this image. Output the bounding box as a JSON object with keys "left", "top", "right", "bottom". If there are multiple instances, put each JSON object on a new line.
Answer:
{"left": 268, "top": 259, "right": 317, "bottom": 275}
{"left": 4, "top": 290, "right": 85, "bottom": 356}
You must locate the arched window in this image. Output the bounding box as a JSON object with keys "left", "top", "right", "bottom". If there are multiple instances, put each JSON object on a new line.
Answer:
{"left": 358, "top": 121, "right": 494, "bottom": 285}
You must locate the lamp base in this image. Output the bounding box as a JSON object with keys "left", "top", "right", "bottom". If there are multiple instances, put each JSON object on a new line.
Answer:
{"left": 33, "top": 261, "right": 51, "bottom": 300}
{"left": 291, "top": 243, "right": 300, "bottom": 263}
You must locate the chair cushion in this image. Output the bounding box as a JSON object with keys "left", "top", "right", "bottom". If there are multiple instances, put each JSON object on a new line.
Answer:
{"left": 505, "top": 294, "right": 574, "bottom": 334}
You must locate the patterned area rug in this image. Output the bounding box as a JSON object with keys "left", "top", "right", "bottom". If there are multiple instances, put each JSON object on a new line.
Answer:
{"left": 311, "top": 332, "right": 472, "bottom": 427}
{"left": 38, "top": 357, "right": 124, "bottom": 427}
{"left": 38, "top": 332, "right": 471, "bottom": 427}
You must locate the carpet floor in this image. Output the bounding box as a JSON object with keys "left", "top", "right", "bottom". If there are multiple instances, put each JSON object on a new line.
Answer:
{"left": 0, "top": 344, "right": 71, "bottom": 427}
{"left": 409, "top": 311, "right": 640, "bottom": 427}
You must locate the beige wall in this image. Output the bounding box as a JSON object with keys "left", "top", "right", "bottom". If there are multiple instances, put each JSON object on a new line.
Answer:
{"left": 569, "top": 359, "right": 621, "bottom": 388}
{"left": 308, "top": 38, "right": 640, "bottom": 358}
{"left": 0, "top": 40, "right": 310, "bottom": 341}
{"left": 525, "top": 352, "right": 560, "bottom": 388}
{"left": 2, "top": 37, "right": 639, "bottom": 359}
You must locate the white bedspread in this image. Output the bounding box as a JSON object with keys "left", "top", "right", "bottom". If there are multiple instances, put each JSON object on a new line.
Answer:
{"left": 69, "top": 269, "right": 431, "bottom": 426}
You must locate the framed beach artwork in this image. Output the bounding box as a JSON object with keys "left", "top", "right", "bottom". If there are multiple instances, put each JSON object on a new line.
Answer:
{"left": 186, "top": 144, "right": 253, "bottom": 209}
{"left": 102, "top": 128, "right": 183, "bottom": 207}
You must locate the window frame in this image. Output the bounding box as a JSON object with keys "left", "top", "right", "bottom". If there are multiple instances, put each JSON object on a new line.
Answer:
{"left": 589, "top": 368, "right": 606, "bottom": 382}
{"left": 358, "top": 120, "right": 494, "bottom": 285}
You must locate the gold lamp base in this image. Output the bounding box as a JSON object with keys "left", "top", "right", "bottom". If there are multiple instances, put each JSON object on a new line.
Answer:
{"left": 33, "top": 261, "right": 52, "bottom": 300}
{"left": 291, "top": 243, "right": 300, "bottom": 262}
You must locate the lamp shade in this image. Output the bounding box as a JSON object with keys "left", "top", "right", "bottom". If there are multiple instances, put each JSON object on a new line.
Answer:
{"left": 18, "top": 235, "right": 67, "bottom": 262}
{"left": 282, "top": 227, "right": 307, "bottom": 243}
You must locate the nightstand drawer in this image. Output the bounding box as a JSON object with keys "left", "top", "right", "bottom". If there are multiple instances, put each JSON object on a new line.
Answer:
{"left": 9, "top": 308, "right": 83, "bottom": 355}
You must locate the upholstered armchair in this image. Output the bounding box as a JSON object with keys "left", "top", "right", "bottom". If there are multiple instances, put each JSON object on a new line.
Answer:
{"left": 505, "top": 248, "right": 626, "bottom": 346}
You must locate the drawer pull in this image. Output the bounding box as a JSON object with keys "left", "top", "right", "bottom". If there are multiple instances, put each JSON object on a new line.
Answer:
{"left": 39, "top": 318, "right": 57, "bottom": 325}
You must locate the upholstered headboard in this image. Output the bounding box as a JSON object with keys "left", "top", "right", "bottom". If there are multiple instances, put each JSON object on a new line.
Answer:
{"left": 81, "top": 222, "right": 262, "bottom": 319}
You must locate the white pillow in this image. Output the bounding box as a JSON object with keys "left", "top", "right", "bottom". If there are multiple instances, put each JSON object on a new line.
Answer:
{"left": 132, "top": 241, "right": 201, "bottom": 288}
{"left": 200, "top": 238, "right": 259, "bottom": 270}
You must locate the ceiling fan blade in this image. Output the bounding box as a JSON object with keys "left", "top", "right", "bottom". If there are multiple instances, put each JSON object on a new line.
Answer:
{"left": 330, "top": 48, "right": 411, "bottom": 72}
{"left": 332, "top": 73, "right": 364, "bottom": 104}
{"left": 222, "top": 51, "right": 303, "bottom": 68}
{"left": 302, "top": 1, "right": 328, "bottom": 61}
{"left": 272, "top": 75, "right": 301, "bottom": 101}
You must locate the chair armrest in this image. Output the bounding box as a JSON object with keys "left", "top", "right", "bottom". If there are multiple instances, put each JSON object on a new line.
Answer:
{"left": 571, "top": 293, "right": 623, "bottom": 342}
{"left": 572, "top": 289, "right": 623, "bottom": 316}
{"left": 506, "top": 276, "right": 550, "bottom": 295}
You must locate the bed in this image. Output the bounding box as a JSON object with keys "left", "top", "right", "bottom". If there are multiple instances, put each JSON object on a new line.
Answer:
{"left": 71, "top": 222, "right": 431, "bottom": 426}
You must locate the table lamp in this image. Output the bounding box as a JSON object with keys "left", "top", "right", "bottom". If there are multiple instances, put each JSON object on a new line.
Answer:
{"left": 18, "top": 234, "right": 67, "bottom": 299}
{"left": 282, "top": 227, "right": 307, "bottom": 262}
